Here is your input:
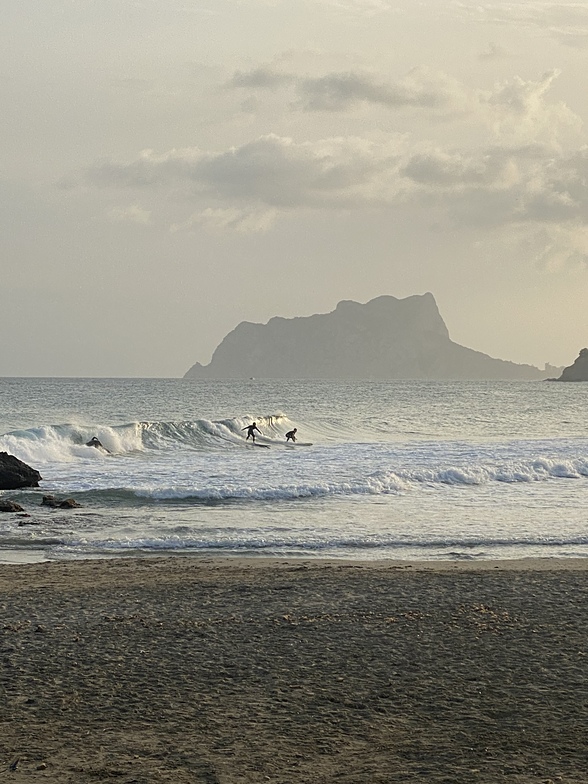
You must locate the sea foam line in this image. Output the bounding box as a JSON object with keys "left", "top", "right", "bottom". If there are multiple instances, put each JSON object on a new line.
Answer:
{"left": 59, "top": 532, "right": 588, "bottom": 554}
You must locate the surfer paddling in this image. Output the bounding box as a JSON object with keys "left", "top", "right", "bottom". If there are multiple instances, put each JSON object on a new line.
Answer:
{"left": 285, "top": 428, "right": 297, "bottom": 442}
{"left": 242, "top": 422, "right": 262, "bottom": 442}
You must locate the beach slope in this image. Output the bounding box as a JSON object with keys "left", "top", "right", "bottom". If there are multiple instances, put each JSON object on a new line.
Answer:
{"left": 1, "top": 557, "right": 587, "bottom": 783}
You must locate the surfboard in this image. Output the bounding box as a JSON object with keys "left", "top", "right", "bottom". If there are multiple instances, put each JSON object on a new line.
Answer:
{"left": 286, "top": 442, "right": 313, "bottom": 447}
{"left": 247, "top": 442, "right": 270, "bottom": 448}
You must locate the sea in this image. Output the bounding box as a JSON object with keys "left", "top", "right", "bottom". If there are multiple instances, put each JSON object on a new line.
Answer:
{"left": 0, "top": 377, "right": 587, "bottom": 564}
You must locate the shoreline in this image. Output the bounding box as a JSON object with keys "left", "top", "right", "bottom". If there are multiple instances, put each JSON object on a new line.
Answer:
{"left": 3, "top": 549, "right": 588, "bottom": 572}
{"left": 2, "top": 556, "right": 587, "bottom": 782}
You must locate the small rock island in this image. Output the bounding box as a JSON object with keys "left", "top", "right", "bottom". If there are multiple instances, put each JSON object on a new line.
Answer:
{"left": 553, "top": 348, "right": 588, "bottom": 382}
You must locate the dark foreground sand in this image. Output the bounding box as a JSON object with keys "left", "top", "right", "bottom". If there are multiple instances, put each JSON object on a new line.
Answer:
{"left": 1, "top": 557, "right": 587, "bottom": 783}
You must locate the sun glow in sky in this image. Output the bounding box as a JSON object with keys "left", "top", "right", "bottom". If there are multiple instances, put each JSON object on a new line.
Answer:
{"left": 2, "top": 0, "right": 588, "bottom": 376}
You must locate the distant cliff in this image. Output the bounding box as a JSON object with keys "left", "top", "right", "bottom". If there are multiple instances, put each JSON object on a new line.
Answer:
{"left": 554, "top": 348, "right": 588, "bottom": 382}
{"left": 184, "top": 294, "right": 547, "bottom": 381}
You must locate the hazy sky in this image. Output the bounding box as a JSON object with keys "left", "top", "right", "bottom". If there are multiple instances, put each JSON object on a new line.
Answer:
{"left": 2, "top": 0, "right": 588, "bottom": 376}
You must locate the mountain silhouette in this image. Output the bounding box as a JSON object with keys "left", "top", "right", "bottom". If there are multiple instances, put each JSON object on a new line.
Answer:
{"left": 185, "top": 294, "right": 546, "bottom": 380}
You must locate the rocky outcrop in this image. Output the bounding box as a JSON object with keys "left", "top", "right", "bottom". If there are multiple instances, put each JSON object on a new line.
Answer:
{"left": 556, "top": 348, "right": 588, "bottom": 382}
{"left": 0, "top": 452, "right": 42, "bottom": 490}
{"left": 0, "top": 500, "right": 25, "bottom": 513}
{"left": 41, "top": 495, "right": 82, "bottom": 509}
{"left": 185, "top": 294, "right": 547, "bottom": 381}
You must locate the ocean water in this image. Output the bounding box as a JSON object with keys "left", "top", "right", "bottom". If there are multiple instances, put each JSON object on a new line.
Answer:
{"left": 0, "top": 377, "right": 587, "bottom": 563}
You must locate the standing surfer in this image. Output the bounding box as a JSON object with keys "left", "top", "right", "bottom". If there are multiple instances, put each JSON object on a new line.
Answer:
{"left": 242, "top": 422, "right": 262, "bottom": 442}
{"left": 285, "top": 428, "right": 297, "bottom": 442}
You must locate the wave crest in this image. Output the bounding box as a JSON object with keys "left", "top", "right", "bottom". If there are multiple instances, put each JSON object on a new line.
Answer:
{"left": 0, "top": 413, "right": 297, "bottom": 464}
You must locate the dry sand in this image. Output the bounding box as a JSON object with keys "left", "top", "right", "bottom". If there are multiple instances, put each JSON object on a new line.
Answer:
{"left": 1, "top": 556, "right": 587, "bottom": 783}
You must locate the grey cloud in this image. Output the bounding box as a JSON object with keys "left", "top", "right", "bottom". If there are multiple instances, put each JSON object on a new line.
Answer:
{"left": 401, "top": 144, "right": 588, "bottom": 227}
{"left": 193, "top": 136, "right": 317, "bottom": 207}
{"left": 228, "top": 65, "right": 578, "bottom": 144}
{"left": 539, "top": 2, "right": 588, "bottom": 39}
{"left": 85, "top": 149, "right": 206, "bottom": 189}
{"left": 240, "top": 95, "right": 261, "bottom": 114}
{"left": 84, "top": 134, "right": 402, "bottom": 208}
{"left": 314, "top": 0, "right": 397, "bottom": 13}
{"left": 182, "top": 135, "right": 395, "bottom": 207}
{"left": 82, "top": 134, "right": 588, "bottom": 231}
{"left": 401, "top": 151, "right": 499, "bottom": 187}
{"left": 229, "top": 67, "right": 293, "bottom": 90}
{"left": 401, "top": 142, "right": 549, "bottom": 188}
{"left": 486, "top": 71, "right": 560, "bottom": 116}
{"left": 297, "top": 70, "right": 447, "bottom": 111}
{"left": 480, "top": 71, "right": 582, "bottom": 147}
{"left": 228, "top": 64, "right": 467, "bottom": 114}
{"left": 171, "top": 206, "right": 279, "bottom": 234}
{"left": 523, "top": 147, "right": 588, "bottom": 222}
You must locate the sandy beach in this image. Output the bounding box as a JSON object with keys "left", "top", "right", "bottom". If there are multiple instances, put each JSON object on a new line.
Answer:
{"left": 1, "top": 557, "right": 587, "bottom": 783}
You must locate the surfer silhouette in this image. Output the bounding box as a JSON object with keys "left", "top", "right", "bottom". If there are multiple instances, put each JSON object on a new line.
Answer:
{"left": 242, "top": 422, "right": 261, "bottom": 442}
{"left": 285, "top": 428, "right": 297, "bottom": 442}
{"left": 86, "top": 436, "right": 109, "bottom": 452}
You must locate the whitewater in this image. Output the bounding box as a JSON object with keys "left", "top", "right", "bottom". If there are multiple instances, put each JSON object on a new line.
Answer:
{"left": 1, "top": 377, "right": 587, "bottom": 563}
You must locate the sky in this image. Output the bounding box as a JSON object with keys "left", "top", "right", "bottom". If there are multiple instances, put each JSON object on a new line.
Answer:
{"left": 2, "top": 0, "right": 588, "bottom": 377}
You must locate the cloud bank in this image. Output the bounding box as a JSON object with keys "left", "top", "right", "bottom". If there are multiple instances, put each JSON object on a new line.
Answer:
{"left": 79, "top": 68, "right": 586, "bottom": 247}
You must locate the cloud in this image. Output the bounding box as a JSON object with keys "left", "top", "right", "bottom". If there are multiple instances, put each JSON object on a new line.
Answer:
{"left": 226, "top": 66, "right": 578, "bottom": 147}
{"left": 452, "top": 2, "right": 588, "bottom": 46}
{"left": 490, "top": 219, "right": 588, "bottom": 272}
{"left": 229, "top": 67, "right": 293, "bottom": 90}
{"left": 529, "top": 223, "right": 588, "bottom": 270}
{"left": 400, "top": 148, "right": 512, "bottom": 188}
{"left": 86, "top": 148, "right": 205, "bottom": 190}
{"left": 78, "top": 67, "right": 588, "bottom": 264}
{"left": 310, "top": 0, "right": 399, "bottom": 14}
{"left": 486, "top": 70, "right": 560, "bottom": 116}
{"left": 399, "top": 142, "right": 588, "bottom": 228}
{"left": 171, "top": 206, "right": 278, "bottom": 233}
{"left": 85, "top": 134, "right": 405, "bottom": 208}
{"left": 228, "top": 65, "right": 470, "bottom": 115}
{"left": 482, "top": 70, "right": 582, "bottom": 145}
{"left": 296, "top": 67, "right": 467, "bottom": 112}
{"left": 84, "top": 133, "right": 588, "bottom": 232}
{"left": 105, "top": 204, "right": 151, "bottom": 224}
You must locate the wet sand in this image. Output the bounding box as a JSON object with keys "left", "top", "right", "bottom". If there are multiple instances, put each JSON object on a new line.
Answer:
{"left": 1, "top": 557, "right": 587, "bottom": 783}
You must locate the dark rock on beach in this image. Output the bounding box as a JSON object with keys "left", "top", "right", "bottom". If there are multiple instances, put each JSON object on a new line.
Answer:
{"left": 0, "top": 452, "right": 42, "bottom": 490}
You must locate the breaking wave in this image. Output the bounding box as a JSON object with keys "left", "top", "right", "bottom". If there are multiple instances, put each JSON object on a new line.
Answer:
{"left": 0, "top": 413, "right": 296, "bottom": 464}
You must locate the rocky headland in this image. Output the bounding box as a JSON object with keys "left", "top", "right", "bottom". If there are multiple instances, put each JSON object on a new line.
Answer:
{"left": 185, "top": 294, "right": 549, "bottom": 381}
{"left": 552, "top": 348, "right": 588, "bottom": 382}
